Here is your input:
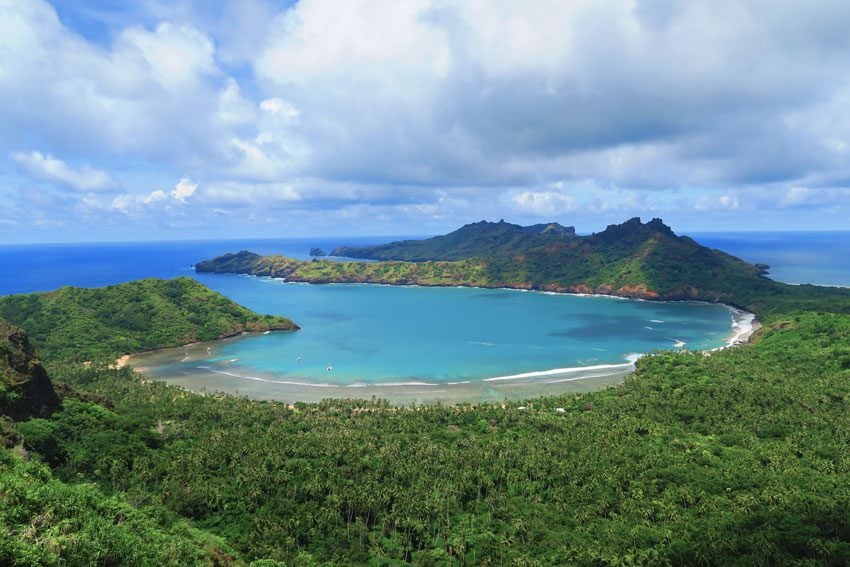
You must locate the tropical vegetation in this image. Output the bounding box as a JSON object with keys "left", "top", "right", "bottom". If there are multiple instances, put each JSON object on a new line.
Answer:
{"left": 2, "top": 219, "right": 850, "bottom": 564}
{"left": 0, "top": 277, "right": 298, "bottom": 363}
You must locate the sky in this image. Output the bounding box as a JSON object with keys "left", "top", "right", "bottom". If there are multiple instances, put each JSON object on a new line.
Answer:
{"left": 2, "top": 0, "right": 850, "bottom": 243}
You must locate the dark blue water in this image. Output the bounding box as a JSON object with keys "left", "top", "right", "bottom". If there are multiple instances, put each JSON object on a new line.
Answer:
{"left": 688, "top": 232, "right": 850, "bottom": 287}
{"left": 0, "top": 237, "right": 391, "bottom": 296}
{"left": 1, "top": 232, "right": 846, "bottom": 297}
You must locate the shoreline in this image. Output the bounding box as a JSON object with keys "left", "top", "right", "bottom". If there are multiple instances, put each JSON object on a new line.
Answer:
{"left": 123, "top": 282, "right": 759, "bottom": 404}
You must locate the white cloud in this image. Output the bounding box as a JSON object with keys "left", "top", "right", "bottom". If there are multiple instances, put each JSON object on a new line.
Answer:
{"left": 5, "top": 0, "right": 850, "bottom": 237}
{"left": 0, "top": 1, "right": 233, "bottom": 164}
{"left": 12, "top": 151, "right": 119, "bottom": 192}
{"left": 512, "top": 190, "right": 577, "bottom": 215}
{"left": 217, "top": 78, "right": 257, "bottom": 126}
{"left": 247, "top": 0, "right": 850, "bottom": 194}
{"left": 171, "top": 178, "right": 197, "bottom": 203}
{"left": 144, "top": 190, "right": 168, "bottom": 205}
{"left": 199, "top": 182, "right": 301, "bottom": 206}
{"left": 692, "top": 191, "right": 741, "bottom": 213}
{"left": 260, "top": 98, "right": 298, "bottom": 119}
{"left": 104, "top": 178, "right": 197, "bottom": 215}
{"left": 119, "top": 22, "right": 217, "bottom": 91}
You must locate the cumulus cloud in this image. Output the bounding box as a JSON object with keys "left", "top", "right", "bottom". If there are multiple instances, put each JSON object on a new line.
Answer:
{"left": 199, "top": 182, "right": 300, "bottom": 206}
{"left": 120, "top": 22, "right": 216, "bottom": 91}
{"left": 12, "top": 151, "right": 119, "bottom": 192}
{"left": 513, "top": 189, "right": 577, "bottom": 215}
{"left": 693, "top": 191, "right": 741, "bottom": 213}
{"left": 248, "top": 0, "right": 850, "bottom": 192}
{"left": 5, "top": 0, "right": 850, "bottom": 239}
{"left": 106, "top": 178, "right": 197, "bottom": 215}
{"left": 0, "top": 1, "right": 231, "bottom": 162}
{"left": 171, "top": 178, "right": 197, "bottom": 203}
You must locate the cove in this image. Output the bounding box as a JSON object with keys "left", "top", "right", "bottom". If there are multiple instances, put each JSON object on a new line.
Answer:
{"left": 129, "top": 274, "right": 751, "bottom": 404}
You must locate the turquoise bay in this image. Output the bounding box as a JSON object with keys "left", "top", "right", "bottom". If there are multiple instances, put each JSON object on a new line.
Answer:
{"left": 131, "top": 274, "right": 741, "bottom": 403}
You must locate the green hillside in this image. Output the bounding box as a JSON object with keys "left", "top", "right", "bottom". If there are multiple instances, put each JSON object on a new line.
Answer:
{"left": 0, "top": 447, "right": 239, "bottom": 566}
{"left": 0, "top": 277, "right": 298, "bottom": 362}
{"left": 197, "top": 217, "right": 810, "bottom": 306}
{"left": 330, "top": 219, "right": 576, "bottom": 261}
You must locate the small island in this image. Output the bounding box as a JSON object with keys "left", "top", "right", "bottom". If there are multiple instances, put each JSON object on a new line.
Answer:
{"left": 308, "top": 247, "right": 327, "bottom": 257}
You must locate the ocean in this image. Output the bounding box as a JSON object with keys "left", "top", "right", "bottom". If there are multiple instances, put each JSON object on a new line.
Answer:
{"left": 687, "top": 231, "right": 850, "bottom": 287}
{"left": 0, "top": 231, "right": 845, "bottom": 403}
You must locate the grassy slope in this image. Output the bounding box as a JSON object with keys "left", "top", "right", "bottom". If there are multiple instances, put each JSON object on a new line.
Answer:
{"left": 197, "top": 246, "right": 814, "bottom": 306}
{"left": 0, "top": 277, "right": 298, "bottom": 362}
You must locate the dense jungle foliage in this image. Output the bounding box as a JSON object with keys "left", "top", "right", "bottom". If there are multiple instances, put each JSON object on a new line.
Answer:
{"left": 3, "top": 305, "right": 850, "bottom": 564}
{"left": 0, "top": 277, "right": 297, "bottom": 363}
{"left": 3, "top": 220, "right": 850, "bottom": 564}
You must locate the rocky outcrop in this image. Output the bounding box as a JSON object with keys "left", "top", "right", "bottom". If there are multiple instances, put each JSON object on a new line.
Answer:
{"left": 0, "top": 319, "right": 60, "bottom": 421}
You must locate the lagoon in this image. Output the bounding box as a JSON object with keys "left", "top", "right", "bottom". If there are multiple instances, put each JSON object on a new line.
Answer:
{"left": 129, "top": 275, "right": 744, "bottom": 404}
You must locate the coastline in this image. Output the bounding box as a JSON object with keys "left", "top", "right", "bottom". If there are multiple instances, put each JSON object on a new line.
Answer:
{"left": 724, "top": 307, "right": 760, "bottom": 348}
{"left": 124, "top": 281, "right": 759, "bottom": 405}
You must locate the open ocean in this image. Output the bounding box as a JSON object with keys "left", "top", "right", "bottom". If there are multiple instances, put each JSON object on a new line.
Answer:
{"left": 687, "top": 231, "right": 850, "bottom": 287}
{"left": 0, "top": 231, "right": 846, "bottom": 403}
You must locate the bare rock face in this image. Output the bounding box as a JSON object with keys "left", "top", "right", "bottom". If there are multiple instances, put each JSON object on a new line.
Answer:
{"left": 0, "top": 319, "right": 60, "bottom": 421}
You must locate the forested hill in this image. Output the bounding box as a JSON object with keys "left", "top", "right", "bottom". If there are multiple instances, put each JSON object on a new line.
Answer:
{"left": 0, "top": 277, "right": 298, "bottom": 363}
{"left": 331, "top": 219, "right": 576, "bottom": 261}
{"left": 197, "top": 217, "right": 785, "bottom": 306}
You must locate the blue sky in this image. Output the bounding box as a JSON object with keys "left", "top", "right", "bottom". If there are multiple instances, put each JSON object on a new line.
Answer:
{"left": 2, "top": 0, "right": 850, "bottom": 243}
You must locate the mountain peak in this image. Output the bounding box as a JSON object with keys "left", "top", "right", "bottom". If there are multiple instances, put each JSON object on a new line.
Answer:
{"left": 522, "top": 222, "right": 576, "bottom": 236}
{"left": 598, "top": 217, "right": 674, "bottom": 239}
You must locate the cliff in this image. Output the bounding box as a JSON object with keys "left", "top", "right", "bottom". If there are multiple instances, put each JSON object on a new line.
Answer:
{"left": 0, "top": 319, "right": 60, "bottom": 421}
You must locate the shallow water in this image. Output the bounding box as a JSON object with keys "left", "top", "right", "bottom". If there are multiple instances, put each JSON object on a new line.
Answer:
{"left": 129, "top": 277, "right": 740, "bottom": 403}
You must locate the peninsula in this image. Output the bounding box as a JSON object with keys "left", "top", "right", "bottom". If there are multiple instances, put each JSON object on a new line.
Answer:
{"left": 196, "top": 217, "right": 841, "bottom": 314}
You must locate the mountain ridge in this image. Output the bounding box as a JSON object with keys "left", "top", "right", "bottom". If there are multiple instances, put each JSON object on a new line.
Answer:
{"left": 198, "top": 217, "right": 775, "bottom": 306}
{"left": 331, "top": 219, "right": 576, "bottom": 261}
